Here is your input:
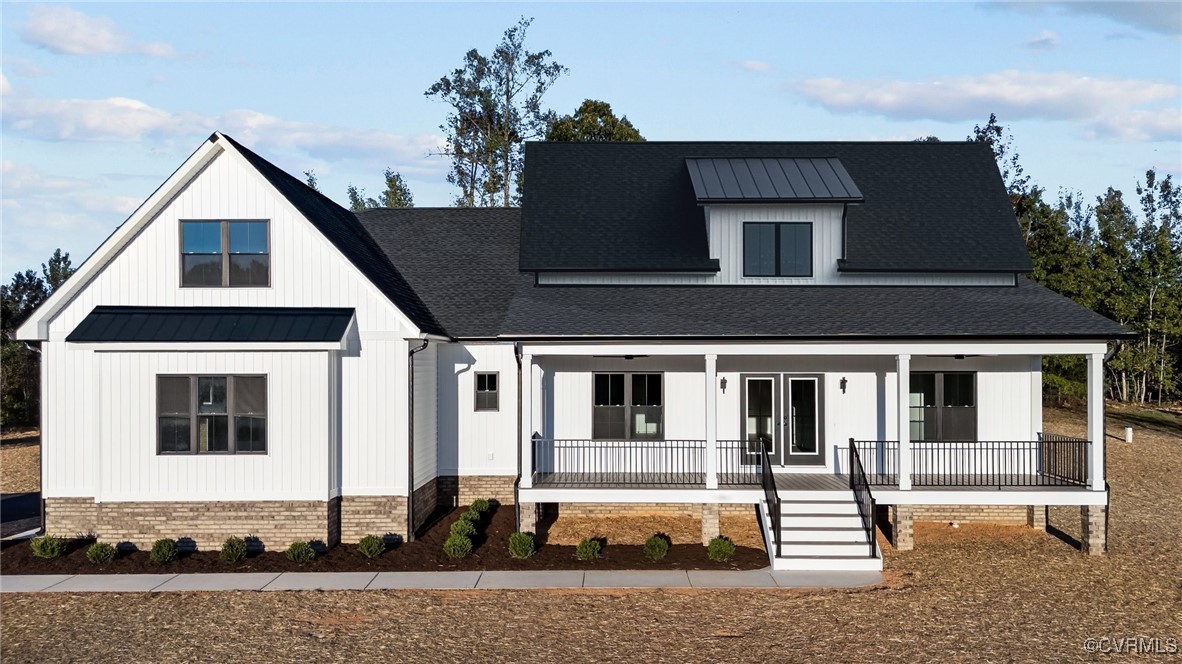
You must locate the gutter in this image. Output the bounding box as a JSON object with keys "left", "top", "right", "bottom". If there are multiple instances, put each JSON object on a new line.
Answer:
{"left": 406, "top": 339, "right": 429, "bottom": 542}
{"left": 513, "top": 342, "right": 522, "bottom": 532}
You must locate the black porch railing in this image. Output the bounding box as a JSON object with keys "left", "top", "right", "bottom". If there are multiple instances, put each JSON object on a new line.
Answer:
{"left": 531, "top": 438, "right": 762, "bottom": 488}
{"left": 848, "top": 441, "right": 878, "bottom": 559}
{"left": 848, "top": 435, "right": 1090, "bottom": 488}
{"left": 759, "top": 437, "right": 781, "bottom": 559}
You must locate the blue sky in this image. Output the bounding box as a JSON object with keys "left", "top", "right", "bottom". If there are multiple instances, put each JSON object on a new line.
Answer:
{"left": 2, "top": 2, "right": 1180, "bottom": 274}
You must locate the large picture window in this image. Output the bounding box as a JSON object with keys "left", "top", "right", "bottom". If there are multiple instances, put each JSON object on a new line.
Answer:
{"left": 181, "top": 220, "right": 269, "bottom": 287}
{"left": 743, "top": 222, "right": 812, "bottom": 277}
{"left": 909, "top": 372, "right": 976, "bottom": 441}
{"left": 157, "top": 375, "right": 267, "bottom": 454}
{"left": 592, "top": 373, "right": 663, "bottom": 440}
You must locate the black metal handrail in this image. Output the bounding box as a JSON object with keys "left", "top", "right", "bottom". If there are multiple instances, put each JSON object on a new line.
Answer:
{"left": 532, "top": 438, "right": 707, "bottom": 486}
{"left": 848, "top": 439, "right": 877, "bottom": 559}
{"left": 848, "top": 440, "right": 899, "bottom": 485}
{"left": 718, "top": 439, "right": 761, "bottom": 485}
{"left": 758, "top": 437, "right": 781, "bottom": 559}
{"left": 848, "top": 437, "right": 1090, "bottom": 488}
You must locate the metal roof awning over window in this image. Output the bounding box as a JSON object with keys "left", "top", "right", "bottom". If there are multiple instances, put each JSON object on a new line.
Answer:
{"left": 685, "top": 157, "right": 863, "bottom": 203}
{"left": 67, "top": 306, "right": 355, "bottom": 344}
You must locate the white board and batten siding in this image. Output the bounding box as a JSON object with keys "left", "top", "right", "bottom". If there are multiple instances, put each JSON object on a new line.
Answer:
{"left": 436, "top": 343, "right": 519, "bottom": 477}
{"left": 40, "top": 146, "right": 423, "bottom": 502}
{"left": 537, "top": 203, "right": 1015, "bottom": 286}
{"left": 413, "top": 343, "right": 439, "bottom": 490}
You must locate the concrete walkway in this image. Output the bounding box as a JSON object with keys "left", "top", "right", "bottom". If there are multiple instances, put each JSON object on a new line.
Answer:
{"left": 0, "top": 569, "right": 882, "bottom": 593}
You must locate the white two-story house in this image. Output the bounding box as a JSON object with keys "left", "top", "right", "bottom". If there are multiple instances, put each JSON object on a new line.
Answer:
{"left": 17, "top": 134, "right": 1127, "bottom": 572}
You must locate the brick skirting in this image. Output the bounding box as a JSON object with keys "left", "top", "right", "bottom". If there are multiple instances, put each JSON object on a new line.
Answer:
{"left": 912, "top": 505, "right": 1031, "bottom": 525}
{"left": 339, "top": 495, "right": 408, "bottom": 543}
{"left": 436, "top": 475, "right": 516, "bottom": 508}
{"left": 45, "top": 497, "right": 342, "bottom": 550}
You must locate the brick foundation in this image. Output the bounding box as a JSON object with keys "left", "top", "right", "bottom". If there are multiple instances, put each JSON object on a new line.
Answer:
{"left": 1081, "top": 505, "right": 1107, "bottom": 555}
{"left": 519, "top": 502, "right": 540, "bottom": 534}
{"left": 1027, "top": 505, "right": 1047, "bottom": 530}
{"left": 45, "top": 497, "right": 341, "bottom": 551}
{"left": 891, "top": 505, "right": 914, "bottom": 551}
{"left": 411, "top": 478, "right": 438, "bottom": 533}
{"left": 912, "top": 505, "right": 1032, "bottom": 526}
{"left": 701, "top": 503, "right": 720, "bottom": 545}
{"left": 436, "top": 475, "right": 516, "bottom": 508}
{"left": 339, "top": 495, "right": 408, "bottom": 543}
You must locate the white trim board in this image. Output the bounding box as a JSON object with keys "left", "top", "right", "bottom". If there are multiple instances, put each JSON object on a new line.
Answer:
{"left": 519, "top": 342, "right": 1109, "bottom": 357}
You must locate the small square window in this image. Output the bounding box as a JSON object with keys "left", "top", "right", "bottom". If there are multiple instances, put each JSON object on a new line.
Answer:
{"left": 475, "top": 372, "right": 499, "bottom": 411}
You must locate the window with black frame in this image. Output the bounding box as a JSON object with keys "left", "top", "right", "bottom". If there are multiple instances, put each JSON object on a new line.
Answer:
{"left": 743, "top": 222, "right": 812, "bottom": 277}
{"left": 181, "top": 220, "right": 269, "bottom": 287}
{"left": 157, "top": 375, "right": 267, "bottom": 454}
{"left": 475, "top": 372, "right": 499, "bottom": 411}
{"left": 909, "top": 372, "right": 976, "bottom": 441}
{"left": 592, "top": 373, "right": 663, "bottom": 440}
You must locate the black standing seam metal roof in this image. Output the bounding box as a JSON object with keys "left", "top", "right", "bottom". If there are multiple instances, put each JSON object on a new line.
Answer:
{"left": 520, "top": 141, "right": 1033, "bottom": 273}
{"left": 67, "top": 307, "right": 355, "bottom": 343}
{"left": 218, "top": 135, "right": 446, "bottom": 337}
{"left": 686, "top": 158, "right": 863, "bottom": 202}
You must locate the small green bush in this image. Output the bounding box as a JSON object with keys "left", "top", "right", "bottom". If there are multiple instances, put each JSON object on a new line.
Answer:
{"left": 29, "top": 535, "right": 68, "bottom": 560}
{"left": 449, "top": 518, "right": 477, "bottom": 539}
{"left": 357, "top": 534, "right": 385, "bottom": 559}
{"left": 220, "top": 536, "right": 248, "bottom": 564}
{"left": 707, "top": 536, "right": 736, "bottom": 563}
{"left": 85, "top": 541, "right": 117, "bottom": 565}
{"left": 508, "top": 531, "right": 535, "bottom": 559}
{"left": 470, "top": 498, "right": 491, "bottom": 513}
{"left": 149, "top": 538, "right": 179, "bottom": 565}
{"left": 285, "top": 541, "right": 316, "bottom": 564}
{"left": 460, "top": 508, "right": 481, "bottom": 524}
{"left": 575, "top": 538, "right": 602, "bottom": 561}
{"left": 443, "top": 533, "right": 473, "bottom": 559}
{"left": 644, "top": 534, "right": 670, "bottom": 561}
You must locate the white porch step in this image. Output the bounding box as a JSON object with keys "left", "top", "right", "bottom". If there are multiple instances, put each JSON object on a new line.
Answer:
{"left": 775, "top": 513, "right": 865, "bottom": 529}
{"left": 779, "top": 500, "right": 859, "bottom": 515}
{"left": 773, "top": 555, "right": 883, "bottom": 572}
{"left": 781, "top": 527, "right": 868, "bottom": 542}
{"left": 779, "top": 541, "right": 873, "bottom": 557}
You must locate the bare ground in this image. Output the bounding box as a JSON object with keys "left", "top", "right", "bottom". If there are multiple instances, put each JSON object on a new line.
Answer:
{"left": 0, "top": 430, "right": 39, "bottom": 494}
{"left": 2, "top": 408, "right": 1179, "bottom": 661}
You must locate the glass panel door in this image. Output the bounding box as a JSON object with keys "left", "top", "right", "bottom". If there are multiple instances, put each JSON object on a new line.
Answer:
{"left": 785, "top": 377, "right": 821, "bottom": 464}
{"left": 744, "top": 377, "right": 777, "bottom": 463}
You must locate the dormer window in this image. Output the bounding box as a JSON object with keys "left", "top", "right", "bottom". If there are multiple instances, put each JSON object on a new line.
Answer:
{"left": 181, "top": 220, "right": 270, "bottom": 287}
{"left": 743, "top": 222, "right": 812, "bottom": 277}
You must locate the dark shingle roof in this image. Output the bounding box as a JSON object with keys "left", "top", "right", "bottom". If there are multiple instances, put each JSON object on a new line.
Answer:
{"left": 67, "top": 306, "right": 354, "bottom": 343}
{"left": 520, "top": 141, "right": 1033, "bottom": 274}
{"left": 498, "top": 277, "right": 1129, "bottom": 339}
{"left": 220, "top": 134, "right": 445, "bottom": 336}
{"left": 686, "top": 157, "right": 862, "bottom": 202}
{"left": 356, "top": 208, "right": 521, "bottom": 338}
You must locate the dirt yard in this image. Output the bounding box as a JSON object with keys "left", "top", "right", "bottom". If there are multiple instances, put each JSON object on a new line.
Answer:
{"left": 0, "top": 429, "right": 39, "bottom": 494}
{"left": 2, "top": 407, "right": 1179, "bottom": 661}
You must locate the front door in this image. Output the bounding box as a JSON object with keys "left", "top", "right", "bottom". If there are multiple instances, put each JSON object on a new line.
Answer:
{"left": 742, "top": 374, "right": 823, "bottom": 467}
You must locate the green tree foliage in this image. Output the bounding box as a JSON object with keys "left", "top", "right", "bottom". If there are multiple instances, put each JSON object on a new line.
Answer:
{"left": 303, "top": 170, "right": 320, "bottom": 192}
{"left": 347, "top": 169, "right": 415, "bottom": 211}
{"left": 346, "top": 184, "right": 371, "bottom": 212}
{"left": 1, "top": 249, "right": 74, "bottom": 426}
{"left": 425, "top": 17, "right": 567, "bottom": 207}
{"left": 969, "top": 113, "right": 1030, "bottom": 201}
{"left": 546, "top": 99, "right": 645, "bottom": 142}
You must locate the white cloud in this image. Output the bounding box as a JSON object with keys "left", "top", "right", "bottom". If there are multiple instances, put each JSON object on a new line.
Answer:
{"left": 2, "top": 96, "right": 209, "bottom": 141}
{"left": 736, "top": 59, "right": 772, "bottom": 73}
{"left": 2, "top": 56, "right": 49, "bottom": 77}
{"left": 796, "top": 70, "right": 1181, "bottom": 142}
{"left": 1, "top": 72, "right": 10, "bottom": 96}
{"left": 21, "top": 5, "right": 178, "bottom": 57}
{"left": 1024, "top": 29, "right": 1059, "bottom": 49}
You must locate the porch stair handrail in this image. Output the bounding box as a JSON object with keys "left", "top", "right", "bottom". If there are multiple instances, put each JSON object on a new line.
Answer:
{"left": 848, "top": 438, "right": 878, "bottom": 560}
{"left": 758, "top": 437, "right": 781, "bottom": 559}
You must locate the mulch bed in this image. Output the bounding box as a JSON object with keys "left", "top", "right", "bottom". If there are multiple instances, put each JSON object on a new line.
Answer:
{"left": 0, "top": 504, "right": 766, "bottom": 575}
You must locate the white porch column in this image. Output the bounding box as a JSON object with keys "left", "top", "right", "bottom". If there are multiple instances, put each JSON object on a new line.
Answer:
{"left": 704, "top": 354, "right": 718, "bottom": 490}
{"left": 1087, "top": 352, "right": 1105, "bottom": 491}
{"left": 520, "top": 353, "right": 534, "bottom": 489}
{"left": 897, "top": 354, "right": 912, "bottom": 491}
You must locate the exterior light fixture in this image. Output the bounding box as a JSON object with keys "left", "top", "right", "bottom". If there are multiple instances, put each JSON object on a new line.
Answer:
{"left": 720, "top": 377, "right": 728, "bottom": 393}
{"left": 840, "top": 377, "right": 848, "bottom": 393}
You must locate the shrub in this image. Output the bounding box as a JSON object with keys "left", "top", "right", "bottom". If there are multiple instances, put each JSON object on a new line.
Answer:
{"left": 575, "top": 538, "right": 602, "bottom": 561}
{"left": 285, "top": 541, "right": 316, "bottom": 564}
{"left": 508, "top": 531, "right": 535, "bottom": 559}
{"left": 443, "top": 533, "right": 473, "bottom": 559}
{"left": 357, "top": 534, "right": 385, "bottom": 559}
{"left": 85, "top": 541, "right": 117, "bottom": 565}
{"left": 449, "top": 518, "right": 477, "bottom": 539}
{"left": 29, "top": 535, "right": 68, "bottom": 560}
{"left": 707, "top": 536, "right": 736, "bottom": 563}
{"left": 470, "top": 498, "right": 491, "bottom": 513}
{"left": 644, "top": 534, "right": 670, "bottom": 561}
{"left": 149, "top": 538, "right": 179, "bottom": 565}
{"left": 220, "top": 536, "right": 248, "bottom": 564}
{"left": 460, "top": 508, "right": 481, "bottom": 524}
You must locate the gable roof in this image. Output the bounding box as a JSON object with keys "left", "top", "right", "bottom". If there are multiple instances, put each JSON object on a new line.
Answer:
{"left": 356, "top": 208, "right": 521, "bottom": 338}
{"left": 520, "top": 141, "right": 1033, "bottom": 274}
{"left": 219, "top": 135, "right": 445, "bottom": 336}
{"left": 68, "top": 306, "right": 354, "bottom": 343}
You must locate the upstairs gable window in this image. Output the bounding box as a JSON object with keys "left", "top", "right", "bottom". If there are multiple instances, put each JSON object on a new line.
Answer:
{"left": 743, "top": 222, "right": 812, "bottom": 277}
{"left": 181, "top": 220, "right": 270, "bottom": 287}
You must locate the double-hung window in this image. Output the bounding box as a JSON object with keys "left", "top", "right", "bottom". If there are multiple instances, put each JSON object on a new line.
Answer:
{"left": 475, "top": 372, "right": 499, "bottom": 411}
{"left": 157, "top": 375, "right": 267, "bottom": 454}
{"left": 181, "top": 220, "right": 270, "bottom": 287}
{"left": 743, "top": 222, "right": 812, "bottom": 277}
{"left": 909, "top": 372, "right": 977, "bottom": 441}
{"left": 592, "top": 373, "right": 663, "bottom": 440}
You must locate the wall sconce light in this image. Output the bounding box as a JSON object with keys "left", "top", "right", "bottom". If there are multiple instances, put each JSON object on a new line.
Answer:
{"left": 840, "top": 377, "right": 848, "bottom": 394}
{"left": 720, "top": 377, "right": 728, "bottom": 393}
